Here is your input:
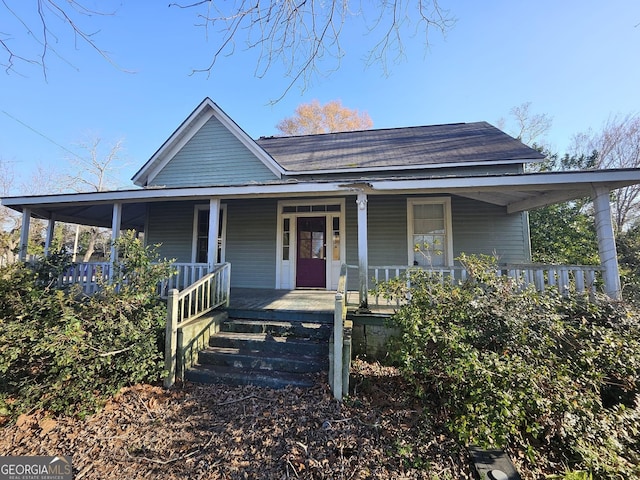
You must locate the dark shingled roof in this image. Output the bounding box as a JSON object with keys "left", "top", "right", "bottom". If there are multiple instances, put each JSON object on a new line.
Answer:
{"left": 256, "top": 122, "right": 545, "bottom": 172}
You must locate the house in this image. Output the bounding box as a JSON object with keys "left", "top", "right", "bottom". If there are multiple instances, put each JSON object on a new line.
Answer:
{"left": 4, "top": 98, "right": 640, "bottom": 394}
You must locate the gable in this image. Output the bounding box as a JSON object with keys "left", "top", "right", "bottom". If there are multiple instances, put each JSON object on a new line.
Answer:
{"left": 149, "top": 115, "right": 281, "bottom": 188}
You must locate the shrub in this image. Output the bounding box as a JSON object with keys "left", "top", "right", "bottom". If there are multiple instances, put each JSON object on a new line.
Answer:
{"left": 0, "top": 233, "right": 175, "bottom": 418}
{"left": 379, "top": 255, "right": 640, "bottom": 478}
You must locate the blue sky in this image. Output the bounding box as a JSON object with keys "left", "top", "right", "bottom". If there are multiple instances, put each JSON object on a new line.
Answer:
{"left": 1, "top": 1, "right": 639, "bottom": 192}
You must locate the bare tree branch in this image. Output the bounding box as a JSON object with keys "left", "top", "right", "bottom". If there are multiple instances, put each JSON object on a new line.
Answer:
{"left": 1, "top": 0, "right": 125, "bottom": 76}
{"left": 173, "top": 0, "right": 454, "bottom": 101}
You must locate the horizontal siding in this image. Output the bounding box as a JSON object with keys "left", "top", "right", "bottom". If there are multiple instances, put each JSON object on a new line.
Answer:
{"left": 151, "top": 116, "right": 279, "bottom": 188}
{"left": 225, "top": 199, "right": 278, "bottom": 288}
{"left": 146, "top": 201, "right": 198, "bottom": 262}
{"left": 452, "top": 196, "right": 530, "bottom": 263}
{"left": 143, "top": 193, "right": 530, "bottom": 292}
{"left": 367, "top": 196, "right": 409, "bottom": 266}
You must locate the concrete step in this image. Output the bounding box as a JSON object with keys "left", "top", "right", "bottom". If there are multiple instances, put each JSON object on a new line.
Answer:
{"left": 209, "top": 331, "right": 329, "bottom": 356}
{"left": 197, "top": 346, "right": 328, "bottom": 373}
{"left": 221, "top": 318, "right": 332, "bottom": 340}
{"left": 184, "top": 364, "right": 317, "bottom": 389}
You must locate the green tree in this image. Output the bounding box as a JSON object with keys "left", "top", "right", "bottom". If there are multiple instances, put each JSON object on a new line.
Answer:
{"left": 528, "top": 152, "right": 600, "bottom": 265}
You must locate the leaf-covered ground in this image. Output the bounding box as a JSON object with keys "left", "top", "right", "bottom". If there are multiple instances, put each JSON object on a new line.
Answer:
{"left": 1, "top": 360, "right": 476, "bottom": 479}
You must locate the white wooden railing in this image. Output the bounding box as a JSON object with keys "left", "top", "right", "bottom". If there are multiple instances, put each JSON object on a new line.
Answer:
{"left": 158, "top": 263, "right": 209, "bottom": 297}
{"left": 164, "top": 262, "right": 231, "bottom": 387}
{"left": 58, "top": 261, "right": 211, "bottom": 296}
{"left": 353, "top": 263, "right": 604, "bottom": 306}
{"left": 58, "top": 262, "right": 111, "bottom": 294}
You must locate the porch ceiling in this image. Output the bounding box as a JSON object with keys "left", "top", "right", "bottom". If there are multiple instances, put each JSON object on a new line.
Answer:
{"left": 25, "top": 202, "right": 147, "bottom": 230}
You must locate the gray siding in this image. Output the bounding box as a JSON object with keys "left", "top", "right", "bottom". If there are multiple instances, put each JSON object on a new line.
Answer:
{"left": 451, "top": 196, "right": 530, "bottom": 263}
{"left": 144, "top": 193, "right": 530, "bottom": 291}
{"left": 150, "top": 116, "right": 279, "bottom": 188}
{"left": 225, "top": 199, "right": 278, "bottom": 288}
{"left": 146, "top": 201, "right": 199, "bottom": 262}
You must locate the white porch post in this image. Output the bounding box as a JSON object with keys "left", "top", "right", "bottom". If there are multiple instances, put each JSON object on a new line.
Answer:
{"left": 18, "top": 208, "right": 31, "bottom": 261}
{"left": 207, "top": 198, "right": 221, "bottom": 270}
{"left": 44, "top": 217, "right": 56, "bottom": 257}
{"left": 356, "top": 192, "right": 369, "bottom": 309}
{"left": 109, "top": 203, "right": 123, "bottom": 281}
{"left": 592, "top": 186, "right": 621, "bottom": 300}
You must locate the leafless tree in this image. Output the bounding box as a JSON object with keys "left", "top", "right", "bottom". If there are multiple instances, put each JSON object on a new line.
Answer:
{"left": 172, "top": 0, "right": 453, "bottom": 100}
{"left": 62, "top": 136, "right": 125, "bottom": 261}
{"left": 497, "top": 102, "right": 553, "bottom": 148}
{"left": 572, "top": 113, "right": 640, "bottom": 231}
{"left": 2, "top": 1, "right": 453, "bottom": 99}
{"left": 1, "top": 0, "right": 120, "bottom": 78}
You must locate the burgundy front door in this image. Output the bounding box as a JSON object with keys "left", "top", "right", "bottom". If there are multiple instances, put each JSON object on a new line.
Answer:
{"left": 296, "top": 217, "right": 326, "bottom": 288}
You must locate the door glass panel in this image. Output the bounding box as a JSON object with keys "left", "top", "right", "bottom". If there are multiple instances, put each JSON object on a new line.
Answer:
{"left": 332, "top": 217, "right": 340, "bottom": 261}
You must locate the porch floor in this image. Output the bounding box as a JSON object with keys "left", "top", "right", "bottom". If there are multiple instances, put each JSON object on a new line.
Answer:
{"left": 228, "top": 288, "right": 396, "bottom": 315}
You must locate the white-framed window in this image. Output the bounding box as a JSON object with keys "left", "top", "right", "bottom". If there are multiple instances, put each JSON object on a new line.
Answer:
{"left": 191, "top": 204, "right": 227, "bottom": 263}
{"left": 407, "top": 197, "right": 453, "bottom": 267}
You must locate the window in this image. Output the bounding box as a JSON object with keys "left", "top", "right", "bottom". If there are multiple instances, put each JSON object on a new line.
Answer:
{"left": 193, "top": 205, "right": 226, "bottom": 263}
{"left": 407, "top": 198, "right": 452, "bottom": 267}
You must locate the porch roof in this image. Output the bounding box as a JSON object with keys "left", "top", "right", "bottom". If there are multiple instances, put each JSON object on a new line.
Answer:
{"left": 3, "top": 168, "right": 640, "bottom": 229}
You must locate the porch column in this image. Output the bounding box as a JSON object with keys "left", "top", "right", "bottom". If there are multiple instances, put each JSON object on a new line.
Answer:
{"left": 109, "top": 203, "right": 122, "bottom": 280}
{"left": 44, "top": 216, "right": 56, "bottom": 257}
{"left": 207, "top": 198, "right": 221, "bottom": 270}
{"left": 592, "top": 186, "right": 621, "bottom": 300}
{"left": 356, "top": 192, "right": 369, "bottom": 309}
{"left": 18, "top": 208, "right": 31, "bottom": 261}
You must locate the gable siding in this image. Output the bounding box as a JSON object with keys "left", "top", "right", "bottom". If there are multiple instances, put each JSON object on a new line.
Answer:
{"left": 145, "top": 201, "right": 198, "bottom": 262}
{"left": 225, "top": 199, "right": 278, "bottom": 288}
{"left": 150, "top": 116, "right": 279, "bottom": 188}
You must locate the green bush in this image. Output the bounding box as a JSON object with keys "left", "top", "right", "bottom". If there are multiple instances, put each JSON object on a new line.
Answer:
{"left": 379, "top": 255, "right": 640, "bottom": 478}
{"left": 0, "top": 233, "right": 175, "bottom": 418}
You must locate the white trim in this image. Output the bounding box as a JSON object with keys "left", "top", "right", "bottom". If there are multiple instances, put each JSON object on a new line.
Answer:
{"left": 191, "top": 203, "right": 227, "bottom": 263}
{"left": 407, "top": 197, "right": 453, "bottom": 267}
{"left": 276, "top": 198, "right": 346, "bottom": 290}
{"left": 133, "top": 98, "right": 284, "bottom": 186}
{"left": 7, "top": 168, "right": 640, "bottom": 211}
{"left": 282, "top": 158, "right": 540, "bottom": 176}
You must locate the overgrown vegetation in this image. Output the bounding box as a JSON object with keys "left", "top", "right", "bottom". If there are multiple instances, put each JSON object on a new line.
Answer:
{"left": 377, "top": 255, "right": 640, "bottom": 479}
{"left": 0, "top": 231, "right": 175, "bottom": 418}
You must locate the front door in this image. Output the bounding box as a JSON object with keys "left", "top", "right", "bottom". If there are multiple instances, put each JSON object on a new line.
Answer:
{"left": 296, "top": 217, "right": 326, "bottom": 288}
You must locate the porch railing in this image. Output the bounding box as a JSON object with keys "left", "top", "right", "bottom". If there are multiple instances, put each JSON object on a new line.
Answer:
{"left": 58, "top": 261, "right": 211, "bottom": 296}
{"left": 158, "top": 262, "right": 210, "bottom": 297}
{"left": 164, "top": 262, "right": 231, "bottom": 387}
{"left": 57, "top": 261, "right": 111, "bottom": 295}
{"left": 356, "top": 263, "right": 604, "bottom": 307}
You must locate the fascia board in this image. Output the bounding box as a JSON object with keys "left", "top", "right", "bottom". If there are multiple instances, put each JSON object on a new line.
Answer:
{"left": 5, "top": 168, "right": 640, "bottom": 211}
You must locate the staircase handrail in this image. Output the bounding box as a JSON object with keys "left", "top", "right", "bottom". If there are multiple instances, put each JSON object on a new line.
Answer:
{"left": 164, "top": 262, "right": 231, "bottom": 387}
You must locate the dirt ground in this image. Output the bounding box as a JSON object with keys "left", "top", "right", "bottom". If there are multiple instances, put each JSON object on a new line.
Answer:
{"left": 0, "top": 360, "right": 477, "bottom": 479}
